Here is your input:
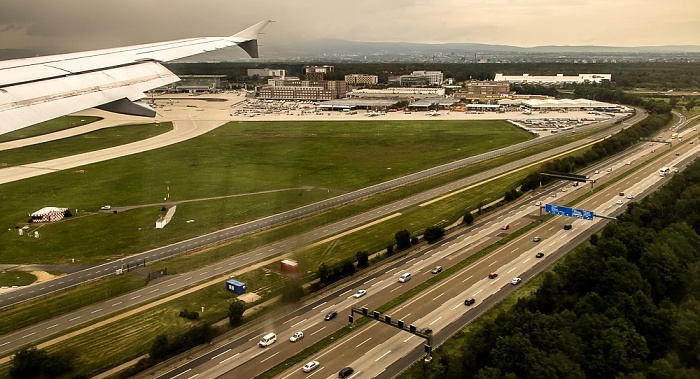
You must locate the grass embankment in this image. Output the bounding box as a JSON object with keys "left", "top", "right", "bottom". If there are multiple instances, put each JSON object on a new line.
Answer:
{"left": 0, "top": 116, "right": 101, "bottom": 144}
{"left": 0, "top": 122, "right": 173, "bottom": 167}
{"left": 0, "top": 271, "right": 36, "bottom": 287}
{"left": 0, "top": 120, "right": 532, "bottom": 264}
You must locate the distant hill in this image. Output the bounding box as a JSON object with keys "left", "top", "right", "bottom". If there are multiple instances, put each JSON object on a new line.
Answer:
{"left": 267, "top": 39, "right": 700, "bottom": 56}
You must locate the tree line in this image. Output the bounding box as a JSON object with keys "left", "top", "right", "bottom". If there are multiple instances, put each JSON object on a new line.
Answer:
{"left": 164, "top": 62, "right": 700, "bottom": 91}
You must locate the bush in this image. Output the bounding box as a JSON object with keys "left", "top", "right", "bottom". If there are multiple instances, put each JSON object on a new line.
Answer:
{"left": 423, "top": 226, "right": 445, "bottom": 243}
{"left": 395, "top": 230, "right": 411, "bottom": 250}
{"left": 386, "top": 244, "right": 394, "bottom": 256}
{"left": 356, "top": 251, "right": 369, "bottom": 268}
{"left": 179, "top": 309, "right": 200, "bottom": 320}
{"left": 463, "top": 211, "right": 474, "bottom": 225}
{"left": 228, "top": 299, "right": 246, "bottom": 326}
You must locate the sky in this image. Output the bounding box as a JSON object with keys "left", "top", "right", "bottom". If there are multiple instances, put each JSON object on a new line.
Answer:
{"left": 1, "top": 0, "right": 699, "bottom": 56}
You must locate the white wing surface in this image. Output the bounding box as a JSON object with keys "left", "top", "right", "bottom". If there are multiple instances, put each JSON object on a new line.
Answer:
{"left": 0, "top": 20, "right": 271, "bottom": 135}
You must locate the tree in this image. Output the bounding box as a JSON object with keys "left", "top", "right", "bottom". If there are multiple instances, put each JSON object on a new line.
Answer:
{"left": 386, "top": 244, "right": 394, "bottom": 256}
{"left": 395, "top": 230, "right": 411, "bottom": 250}
{"left": 340, "top": 259, "right": 356, "bottom": 277}
{"left": 317, "top": 262, "right": 332, "bottom": 283}
{"left": 150, "top": 334, "right": 170, "bottom": 360}
{"left": 463, "top": 211, "right": 474, "bottom": 225}
{"left": 228, "top": 299, "right": 246, "bottom": 326}
{"left": 685, "top": 99, "right": 697, "bottom": 112}
{"left": 10, "top": 347, "right": 46, "bottom": 378}
{"left": 423, "top": 226, "right": 445, "bottom": 243}
{"left": 356, "top": 251, "right": 369, "bottom": 268}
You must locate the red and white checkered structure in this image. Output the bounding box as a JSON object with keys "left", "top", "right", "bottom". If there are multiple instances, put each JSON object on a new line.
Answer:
{"left": 29, "top": 207, "right": 68, "bottom": 223}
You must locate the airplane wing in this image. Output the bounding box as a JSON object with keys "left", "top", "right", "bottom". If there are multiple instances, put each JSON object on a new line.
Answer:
{"left": 0, "top": 20, "right": 271, "bottom": 135}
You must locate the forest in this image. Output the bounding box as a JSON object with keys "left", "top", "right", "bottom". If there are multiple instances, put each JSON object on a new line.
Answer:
{"left": 164, "top": 62, "right": 700, "bottom": 91}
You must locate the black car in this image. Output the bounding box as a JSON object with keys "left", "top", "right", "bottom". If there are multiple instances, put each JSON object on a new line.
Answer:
{"left": 536, "top": 251, "right": 545, "bottom": 258}
{"left": 325, "top": 311, "right": 338, "bottom": 321}
{"left": 464, "top": 298, "right": 476, "bottom": 306}
{"left": 338, "top": 367, "right": 354, "bottom": 378}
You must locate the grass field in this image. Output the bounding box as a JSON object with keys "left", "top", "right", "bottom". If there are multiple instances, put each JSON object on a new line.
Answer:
{"left": 0, "top": 116, "right": 102, "bottom": 144}
{"left": 0, "top": 122, "right": 173, "bottom": 167}
{"left": 0, "top": 271, "right": 36, "bottom": 287}
{"left": 0, "top": 120, "right": 531, "bottom": 264}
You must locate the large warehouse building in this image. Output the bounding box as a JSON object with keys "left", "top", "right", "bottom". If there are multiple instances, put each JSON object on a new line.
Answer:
{"left": 494, "top": 73, "right": 612, "bottom": 85}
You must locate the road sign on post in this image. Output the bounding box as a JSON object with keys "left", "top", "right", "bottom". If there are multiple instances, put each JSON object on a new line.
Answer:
{"left": 545, "top": 204, "right": 594, "bottom": 221}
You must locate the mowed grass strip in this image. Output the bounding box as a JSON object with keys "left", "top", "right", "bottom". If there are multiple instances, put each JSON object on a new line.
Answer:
{"left": 0, "top": 122, "right": 172, "bottom": 167}
{"left": 0, "top": 116, "right": 102, "bottom": 144}
{"left": 0, "top": 120, "right": 531, "bottom": 264}
{"left": 0, "top": 274, "right": 146, "bottom": 336}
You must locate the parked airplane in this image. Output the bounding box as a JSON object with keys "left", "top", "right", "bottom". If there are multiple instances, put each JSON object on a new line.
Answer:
{"left": 426, "top": 110, "right": 441, "bottom": 116}
{"left": 0, "top": 20, "right": 271, "bottom": 136}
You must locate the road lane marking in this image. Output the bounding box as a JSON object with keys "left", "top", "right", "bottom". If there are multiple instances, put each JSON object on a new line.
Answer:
{"left": 311, "top": 301, "right": 326, "bottom": 310}
{"left": 291, "top": 318, "right": 307, "bottom": 329}
{"left": 310, "top": 326, "right": 326, "bottom": 336}
{"left": 211, "top": 349, "right": 231, "bottom": 360}
{"left": 90, "top": 308, "right": 103, "bottom": 314}
{"left": 219, "top": 353, "right": 239, "bottom": 364}
{"left": 462, "top": 275, "right": 473, "bottom": 283}
{"left": 474, "top": 289, "right": 483, "bottom": 296}
{"left": 488, "top": 261, "right": 497, "bottom": 266}
{"left": 356, "top": 337, "right": 372, "bottom": 348}
{"left": 429, "top": 316, "right": 442, "bottom": 325}
{"left": 46, "top": 324, "right": 58, "bottom": 329}
{"left": 260, "top": 352, "right": 279, "bottom": 363}
{"left": 375, "top": 350, "right": 392, "bottom": 362}
{"left": 170, "top": 368, "right": 191, "bottom": 379}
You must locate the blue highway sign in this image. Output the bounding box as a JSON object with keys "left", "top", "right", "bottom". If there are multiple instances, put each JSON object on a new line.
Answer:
{"left": 545, "top": 204, "right": 594, "bottom": 221}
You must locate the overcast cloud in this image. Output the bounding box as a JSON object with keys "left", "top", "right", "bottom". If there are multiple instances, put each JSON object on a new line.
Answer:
{"left": 1, "top": 0, "right": 698, "bottom": 56}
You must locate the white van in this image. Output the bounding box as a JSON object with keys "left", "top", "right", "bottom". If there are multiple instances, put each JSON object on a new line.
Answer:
{"left": 259, "top": 333, "right": 277, "bottom": 347}
{"left": 399, "top": 273, "right": 411, "bottom": 283}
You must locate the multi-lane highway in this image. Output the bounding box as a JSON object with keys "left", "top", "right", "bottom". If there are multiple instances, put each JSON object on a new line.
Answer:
{"left": 136, "top": 121, "right": 699, "bottom": 379}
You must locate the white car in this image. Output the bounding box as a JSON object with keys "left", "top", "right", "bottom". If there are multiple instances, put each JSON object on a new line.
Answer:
{"left": 511, "top": 278, "right": 522, "bottom": 285}
{"left": 533, "top": 236, "right": 541, "bottom": 242}
{"left": 353, "top": 289, "right": 367, "bottom": 298}
{"left": 594, "top": 169, "right": 600, "bottom": 174}
{"left": 616, "top": 199, "right": 624, "bottom": 205}
{"left": 302, "top": 360, "right": 320, "bottom": 373}
{"left": 290, "top": 331, "right": 304, "bottom": 342}
{"left": 535, "top": 201, "right": 542, "bottom": 206}
{"left": 100, "top": 205, "right": 111, "bottom": 210}
{"left": 626, "top": 194, "right": 633, "bottom": 199}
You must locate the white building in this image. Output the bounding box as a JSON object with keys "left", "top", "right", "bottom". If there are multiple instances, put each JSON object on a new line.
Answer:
{"left": 345, "top": 74, "right": 379, "bottom": 86}
{"left": 411, "top": 71, "right": 444, "bottom": 86}
{"left": 29, "top": 207, "right": 68, "bottom": 223}
{"left": 494, "top": 73, "right": 611, "bottom": 85}
{"left": 247, "top": 68, "right": 286, "bottom": 78}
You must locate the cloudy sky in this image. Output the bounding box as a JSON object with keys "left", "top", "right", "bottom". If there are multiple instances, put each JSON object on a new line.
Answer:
{"left": 1, "top": 0, "right": 699, "bottom": 56}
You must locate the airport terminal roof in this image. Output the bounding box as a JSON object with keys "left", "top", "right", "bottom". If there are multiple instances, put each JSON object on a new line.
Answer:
{"left": 316, "top": 98, "right": 397, "bottom": 109}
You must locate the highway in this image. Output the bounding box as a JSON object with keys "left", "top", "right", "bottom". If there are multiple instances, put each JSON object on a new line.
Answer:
{"left": 0, "top": 110, "right": 643, "bottom": 311}
{"left": 0, "top": 111, "right": 654, "bottom": 356}
{"left": 136, "top": 122, "right": 699, "bottom": 379}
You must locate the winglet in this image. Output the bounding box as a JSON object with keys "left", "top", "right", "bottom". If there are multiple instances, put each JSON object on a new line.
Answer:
{"left": 232, "top": 20, "right": 271, "bottom": 58}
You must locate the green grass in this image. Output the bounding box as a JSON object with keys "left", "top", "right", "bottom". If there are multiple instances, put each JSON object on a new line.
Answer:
{"left": 0, "top": 271, "right": 36, "bottom": 287}
{"left": 0, "top": 122, "right": 172, "bottom": 167}
{"left": 0, "top": 120, "right": 532, "bottom": 264}
{"left": 0, "top": 116, "right": 102, "bottom": 144}
{"left": 0, "top": 274, "right": 147, "bottom": 336}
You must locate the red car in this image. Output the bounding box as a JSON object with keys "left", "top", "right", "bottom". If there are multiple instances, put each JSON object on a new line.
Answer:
{"left": 488, "top": 272, "right": 498, "bottom": 279}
